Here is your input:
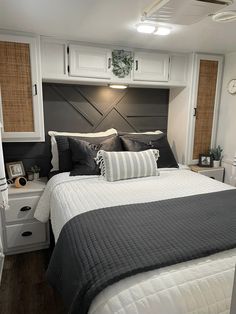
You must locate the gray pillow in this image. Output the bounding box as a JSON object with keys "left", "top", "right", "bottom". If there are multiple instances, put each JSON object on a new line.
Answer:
{"left": 96, "top": 149, "right": 159, "bottom": 182}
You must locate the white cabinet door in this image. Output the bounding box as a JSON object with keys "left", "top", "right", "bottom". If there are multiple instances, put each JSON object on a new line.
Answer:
{"left": 41, "top": 40, "right": 67, "bottom": 79}
{"left": 133, "top": 52, "right": 169, "bottom": 82}
{"left": 0, "top": 34, "right": 44, "bottom": 142}
{"left": 169, "top": 54, "right": 188, "bottom": 85}
{"left": 68, "top": 45, "right": 112, "bottom": 79}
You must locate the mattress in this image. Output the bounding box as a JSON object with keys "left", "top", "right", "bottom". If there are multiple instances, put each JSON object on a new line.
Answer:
{"left": 34, "top": 168, "right": 236, "bottom": 314}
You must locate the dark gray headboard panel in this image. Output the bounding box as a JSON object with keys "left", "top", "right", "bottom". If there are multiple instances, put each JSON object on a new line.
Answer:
{"left": 3, "top": 84, "right": 169, "bottom": 176}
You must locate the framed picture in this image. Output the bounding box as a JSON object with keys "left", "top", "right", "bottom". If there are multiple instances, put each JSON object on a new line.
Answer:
{"left": 6, "top": 161, "right": 25, "bottom": 179}
{"left": 198, "top": 154, "right": 213, "bottom": 167}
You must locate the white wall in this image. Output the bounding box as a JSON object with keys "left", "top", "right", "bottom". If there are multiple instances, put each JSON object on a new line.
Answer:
{"left": 0, "top": 212, "right": 4, "bottom": 283}
{"left": 168, "top": 86, "right": 191, "bottom": 164}
{"left": 217, "top": 52, "right": 236, "bottom": 184}
{"left": 168, "top": 54, "right": 194, "bottom": 165}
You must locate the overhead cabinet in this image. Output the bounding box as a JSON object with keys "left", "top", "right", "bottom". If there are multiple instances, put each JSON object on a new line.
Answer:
{"left": 133, "top": 52, "right": 170, "bottom": 82}
{"left": 169, "top": 54, "right": 188, "bottom": 84}
{"left": 0, "top": 34, "right": 44, "bottom": 142}
{"left": 41, "top": 40, "right": 67, "bottom": 80}
{"left": 41, "top": 38, "right": 188, "bottom": 87}
{"left": 68, "top": 45, "right": 112, "bottom": 79}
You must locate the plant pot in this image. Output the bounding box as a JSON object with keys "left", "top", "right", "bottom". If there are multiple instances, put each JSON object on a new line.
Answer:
{"left": 213, "top": 160, "right": 220, "bottom": 168}
{"left": 33, "top": 172, "right": 40, "bottom": 180}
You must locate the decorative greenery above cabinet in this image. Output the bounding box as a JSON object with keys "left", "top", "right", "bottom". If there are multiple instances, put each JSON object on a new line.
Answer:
{"left": 112, "top": 50, "right": 134, "bottom": 78}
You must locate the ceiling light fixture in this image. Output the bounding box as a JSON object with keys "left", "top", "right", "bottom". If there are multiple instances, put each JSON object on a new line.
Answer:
{"left": 136, "top": 23, "right": 156, "bottom": 34}
{"left": 155, "top": 26, "right": 171, "bottom": 35}
{"left": 109, "top": 84, "right": 128, "bottom": 89}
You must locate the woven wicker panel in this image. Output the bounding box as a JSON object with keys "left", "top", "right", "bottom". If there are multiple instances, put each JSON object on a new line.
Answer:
{"left": 193, "top": 60, "right": 218, "bottom": 160}
{"left": 0, "top": 41, "right": 34, "bottom": 132}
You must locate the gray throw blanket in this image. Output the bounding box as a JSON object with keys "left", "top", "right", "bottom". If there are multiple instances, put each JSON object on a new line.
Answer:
{"left": 47, "top": 189, "right": 236, "bottom": 314}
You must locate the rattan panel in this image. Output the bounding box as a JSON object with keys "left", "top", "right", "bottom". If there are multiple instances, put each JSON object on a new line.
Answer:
{"left": 193, "top": 60, "right": 218, "bottom": 160}
{"left": 0, "top": 41, "right": 34, "bottom": 132}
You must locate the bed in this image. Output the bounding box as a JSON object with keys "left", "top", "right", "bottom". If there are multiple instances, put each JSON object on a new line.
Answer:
{"left": 34, "top": 167, "right": 236, "bottom": 314}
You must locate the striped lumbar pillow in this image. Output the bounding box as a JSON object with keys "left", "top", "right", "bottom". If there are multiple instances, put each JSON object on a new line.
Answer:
{"left": 96, "top": 149, "right": 159, "bottom": 182}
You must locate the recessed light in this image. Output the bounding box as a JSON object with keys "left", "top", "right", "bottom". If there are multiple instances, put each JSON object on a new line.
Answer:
{"left": 137, "top": 23, "right": 156, "bottom": 34}
{"left": 155, "top": 27, "right": 171, "bottom": 36}
{"left": 109, "top": 84, "right": 128, "bottom": 89}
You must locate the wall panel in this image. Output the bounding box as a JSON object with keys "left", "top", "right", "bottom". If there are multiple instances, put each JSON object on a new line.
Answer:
{"left": 3, "top": 84, "right": 169, "bottom": 176}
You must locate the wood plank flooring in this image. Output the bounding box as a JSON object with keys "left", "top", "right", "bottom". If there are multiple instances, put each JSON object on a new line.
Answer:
{"left": 0, "top": 249, "right": 65, "bottom": 314}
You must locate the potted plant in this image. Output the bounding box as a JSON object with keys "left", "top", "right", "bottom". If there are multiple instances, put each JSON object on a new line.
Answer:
{"left": 209, "top": 145, "right": 223, "bottom": 168}
{"left": 30, "top": 165, "right": 41, "bottom": 180}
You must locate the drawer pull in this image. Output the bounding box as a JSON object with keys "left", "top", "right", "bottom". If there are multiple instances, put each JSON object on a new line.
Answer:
{"left": 21, "top": 231, "right": 32, "bottom": 237}
{"left": 20, "top": 206, "right": 31, "bottom": 212}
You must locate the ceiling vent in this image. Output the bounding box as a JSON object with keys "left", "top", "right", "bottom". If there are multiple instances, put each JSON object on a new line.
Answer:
{"left": 212, "top": 10, "right": 236, "bottom": 21}
{"left": 142, "top": 0, "right": 233, "bottom": 25}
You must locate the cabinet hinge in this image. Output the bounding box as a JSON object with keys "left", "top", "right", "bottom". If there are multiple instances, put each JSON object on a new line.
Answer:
{"left": 67, "top": 65, "right": 70, "bottom": 73}
{"left": 67, "top": 46, "right": 69, "bottom": 54}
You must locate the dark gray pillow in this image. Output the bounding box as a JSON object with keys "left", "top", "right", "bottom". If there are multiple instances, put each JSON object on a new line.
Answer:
{"left": 55, "top": 134, "right": 117, "bottom": 173}
{"left": 120, "top": 133, "right": 178, "bottom": 169}
{"left": 69, "top": 136, "right": 123, "bottom": 176}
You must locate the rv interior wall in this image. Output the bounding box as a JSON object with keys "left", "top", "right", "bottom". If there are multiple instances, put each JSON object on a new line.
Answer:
{"left": 217, "top": 52, "right": 236, "bottom": 184}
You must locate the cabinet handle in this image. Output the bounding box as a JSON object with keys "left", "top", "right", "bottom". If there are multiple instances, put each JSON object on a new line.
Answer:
{"left": 21, "top": 231, "right": 32, "bottom": 237}
{"left": 135, "top": 60, "right": 138, "bottom": 71}
{"left": 20, "top": 206, "right": 31, "bottom": 212}
{"left": 33, "top": 84, "right": 38, "bottom": 96}
{"left": 210, "top": 177, "right": 216, "bottom": 180}
{"left": 108, "top": 57, "right": 111, "bottom": 69}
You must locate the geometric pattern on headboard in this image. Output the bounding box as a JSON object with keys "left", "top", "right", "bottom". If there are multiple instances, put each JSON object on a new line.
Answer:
{"left": 43, "top": 84, "right": 169, "bottom": 133}
{"left": 3, "top": 84, "right": 169, "bottom": 176}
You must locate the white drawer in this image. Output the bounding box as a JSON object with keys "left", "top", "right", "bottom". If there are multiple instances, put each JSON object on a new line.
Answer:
{"left": 200, "top": 169, "right": 224, "bottom": 182}
{"left": 6, "top": 221, "right": 47, "bottom": 249}
{"left": 6, "top": 196, "right": 40, "bottom": 222}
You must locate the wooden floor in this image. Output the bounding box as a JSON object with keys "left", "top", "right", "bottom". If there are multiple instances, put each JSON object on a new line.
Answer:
{"left": 0, "top": 249, "right": 65, "bottom": 314}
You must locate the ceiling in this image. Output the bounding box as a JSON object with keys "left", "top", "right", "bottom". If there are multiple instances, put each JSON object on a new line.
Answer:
{"left": 1, "top": 0, "right": 236, "bottom": 53}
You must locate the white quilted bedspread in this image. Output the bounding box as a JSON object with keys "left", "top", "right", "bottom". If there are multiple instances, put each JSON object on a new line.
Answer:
{"left": 34, "top": 168, "right": 236, "bottom": 314}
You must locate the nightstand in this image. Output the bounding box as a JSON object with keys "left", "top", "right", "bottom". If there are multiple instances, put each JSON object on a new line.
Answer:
{"left": 190, "top": 165, "right": 224, "bottom": 182}
{"left": 0, "top": 178, "right": 50, "bottom": 255}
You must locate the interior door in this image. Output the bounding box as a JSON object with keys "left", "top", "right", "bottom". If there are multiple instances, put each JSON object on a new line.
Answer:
{"left": 192, "top": 59, "right": 219, "bottom": 160}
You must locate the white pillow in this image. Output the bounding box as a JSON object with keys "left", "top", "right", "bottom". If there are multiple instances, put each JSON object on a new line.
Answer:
{"left": 127, "top": 130, "right": 163, "bottom": 135}
{"left": 48, "top": 128, "right": 118, "bottom": 171}
{"left": 96, "top": 149, "right": 159, "bottom": 182}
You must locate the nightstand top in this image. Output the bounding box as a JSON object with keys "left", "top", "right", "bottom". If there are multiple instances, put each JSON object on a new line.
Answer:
{"left": 8, "top": 178, "right": 47, "bottom": 196}
{"left": 190, "top": 165, "right": 224, "bottom": 172}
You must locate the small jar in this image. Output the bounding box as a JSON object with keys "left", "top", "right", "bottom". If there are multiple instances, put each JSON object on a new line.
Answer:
{"left": 33, "top": 172, "right": 40, "bottom": 180}
{"left": 27, "top": 171, "right": 34, "bottom": 181}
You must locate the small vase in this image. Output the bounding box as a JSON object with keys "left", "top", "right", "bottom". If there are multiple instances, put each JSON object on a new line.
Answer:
{"left": 213, "top": 160, "right": 220, "bottom": 168}
{"left": 33, "top": 172, "right": 40, "bottom": 180}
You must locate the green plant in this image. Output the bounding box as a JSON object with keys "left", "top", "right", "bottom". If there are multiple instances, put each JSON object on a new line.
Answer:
{"left": 30, "top": 165, "right": 41, "bottom": 173}
{"left": 112, "top": 50, "right": 134, "bottom": 78}
{"left": 209, "top": 145, "right": 223, "bottom": 161}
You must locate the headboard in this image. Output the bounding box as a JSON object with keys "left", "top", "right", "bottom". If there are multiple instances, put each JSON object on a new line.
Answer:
{"left": 3, "top": 83, "right": 169, "bottom": 176}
